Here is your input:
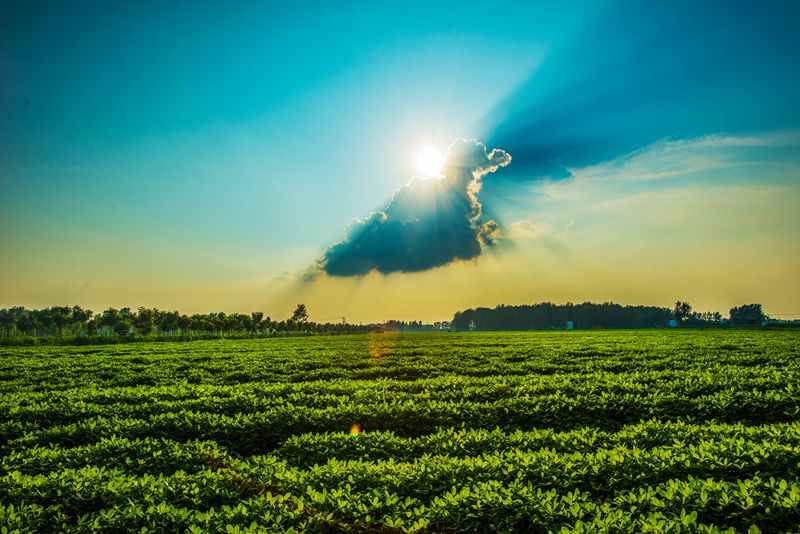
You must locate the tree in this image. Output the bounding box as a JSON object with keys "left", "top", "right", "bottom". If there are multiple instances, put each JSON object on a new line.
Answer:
{"left": 33, "top": 308, "right": 54, "bottom": 335}
{"left": 672, "top": 301, "right": 693, "bottom": 323}
{"left": 86, "top": 316, "right": 99, "bottom": 335}
{"left": 251, "top": 312, "right": 264, "bottom": 333}
{"left": 17, "top": 308, "right": 37, "bottom": 335}
{"left": 291, "top": 304, "right": 308, "bottom": 324}
{"left": 71, "top": 306, "right": 93, "bottom": 335}
{"left": 117, "top": 308, "right": 135, "bottom": 336}
{"left": 135, "top": 307, "right": 155, "bottom": 335}
{"left": 0, "top": 308, "right": 17, "bottom": 336}
{"left": 97, "top": 308, "right": 119, "bottom": 336}
{"left": 729, "top": 304, "right": 766, "bottom": 326}
{"left": 177, "top": 314, "right": 192, "bottom": 334}
{"left": 50, "top": 306, "right": 72, "bottom": 336}
{"left": 158, "top": 310, "right": 180, "bottom": 334}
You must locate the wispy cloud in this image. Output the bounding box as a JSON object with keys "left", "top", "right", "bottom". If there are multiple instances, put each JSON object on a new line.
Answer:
{"left": 535, "top": 130, "right": 800, "bottom": 202}
{"left": 496, "top": 129, "right": 800, "bottom": 261}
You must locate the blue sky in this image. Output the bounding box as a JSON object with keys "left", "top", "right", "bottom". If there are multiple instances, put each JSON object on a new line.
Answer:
{"left": 1, "top": 0, "right": 799, "bottom": 320}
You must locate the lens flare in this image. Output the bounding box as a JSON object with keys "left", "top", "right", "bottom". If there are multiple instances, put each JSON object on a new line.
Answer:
{"left": 369, "top": 328, "right": 398, "bottom": 359}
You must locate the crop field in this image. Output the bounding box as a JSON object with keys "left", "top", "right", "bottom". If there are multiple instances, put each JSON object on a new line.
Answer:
{"left": 1, "top": 330, "right": 799, "bottom": 533}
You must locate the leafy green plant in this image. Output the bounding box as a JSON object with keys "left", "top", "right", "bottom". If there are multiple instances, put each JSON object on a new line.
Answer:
{"left": 0, "top": 330, "right": 798, "bottom": 532}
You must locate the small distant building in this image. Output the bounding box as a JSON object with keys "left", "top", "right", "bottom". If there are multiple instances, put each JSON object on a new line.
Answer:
{"left": 668, "top": 319, "right": 678, "bottom": 328}
{"left": 565, "top": 320, "right": 574, "bottom": 330}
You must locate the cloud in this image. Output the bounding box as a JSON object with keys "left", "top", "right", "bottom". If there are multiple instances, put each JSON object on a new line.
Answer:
{"left": 319, "top": 139, "right": 511, "bottom": 277}
{"left": 509, "top": 220, "right": 543, "bottom": 242}
{"left": 533, "top": 129, "right": 800, "bottom": 203}
{"left": 510, "top": 130, "right": 800, "bottom": 243}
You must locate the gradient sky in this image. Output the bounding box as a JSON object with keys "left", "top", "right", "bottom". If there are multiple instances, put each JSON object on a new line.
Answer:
{"left": 2, "top": 0, "right": 799, "bottom": 322}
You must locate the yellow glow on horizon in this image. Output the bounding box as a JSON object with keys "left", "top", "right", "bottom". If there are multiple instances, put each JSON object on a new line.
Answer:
{"left": 416, "top": 147, "right": 445, "bottom": 177}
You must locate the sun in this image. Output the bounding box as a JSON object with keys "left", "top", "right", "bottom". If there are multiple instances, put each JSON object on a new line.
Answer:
{"left": 416, "top": 147, "right": 445, "bottom": 177}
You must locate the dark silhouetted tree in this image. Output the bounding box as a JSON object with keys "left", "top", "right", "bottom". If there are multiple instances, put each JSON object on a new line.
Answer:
{"left": 291, "top": 304, "right": 308, "bottom": 324}
{"left": 135, "top": 307, "right": 155, "bottom": 335}
{"left": 251, "top": 312, "right": 264, "bottom": 333}
{"left": 672, "top": 301, "right": 693, "bottom": 323}
{"left": 71, "top": 306, "right": 93, "bottom": 335}
{"left": 452, "top": 302, "right": 673, "bottom": 331}
{"left": 729, "top": 304, "right": 766, "bottom": 326}
{"left": 0, "top": 304, "right": 373, "bottom": 338}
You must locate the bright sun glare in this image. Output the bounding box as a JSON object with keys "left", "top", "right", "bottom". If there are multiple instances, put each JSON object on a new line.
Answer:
{"left": 416, "top": 147, "right": 445, "bottom": 177}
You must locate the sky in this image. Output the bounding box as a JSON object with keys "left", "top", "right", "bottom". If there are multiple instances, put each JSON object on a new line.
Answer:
{"left": 1, "top": 0, "right": 799, "bottom": 322}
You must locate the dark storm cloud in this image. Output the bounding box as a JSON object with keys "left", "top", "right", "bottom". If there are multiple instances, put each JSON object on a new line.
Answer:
{"left": 320, "top": 139, "right": 511, "bottom": 277}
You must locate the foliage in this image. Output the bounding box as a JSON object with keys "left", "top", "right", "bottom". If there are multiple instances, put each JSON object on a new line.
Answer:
{"left": 291, "top": 304, "right": 309, "bottom": 324}
{"left": 730, "top": 304, "right": 767, "bottom": 326}
{"left": 0, "top": 305, "right": 371, "bottom": 340}
{"left": 673, "top": 301, "right": 693, "bottom": 322}
{"left": 673, "top": 302, "right": 723, "bottom": 326}
{"left": 452, "top": 302, "right": 673, "bottom": 330}
{"left": 0, "top": 330, "right": 798, "bottom": 532}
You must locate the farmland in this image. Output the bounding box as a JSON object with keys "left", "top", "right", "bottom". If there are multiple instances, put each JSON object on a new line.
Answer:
{"left": 1, "top": 330, "right": 799, "bottom": 533}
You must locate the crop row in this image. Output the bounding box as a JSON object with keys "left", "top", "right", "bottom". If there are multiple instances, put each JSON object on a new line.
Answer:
{"left": 3, "top": 365, "right": 795, "bottom": 410}
{"left": 3, "top": 392, "right": 797, "bottom": 458}
{"left": 4, "top": 424, "right": 799, "bottom": 520}
{"left": 1, "top": 331, "right": 797, "bottom": 393}
{"left": 5, "top": 420, "right": 798, "bottom": 476}
{"left": 271, "top": 420, "right": 800, "bottom": 468}
{"left": 1, "top": 384, "right": 796, "bottom": 446}
{"left": 2, "top": 466, "right": 798, "bottom": 532}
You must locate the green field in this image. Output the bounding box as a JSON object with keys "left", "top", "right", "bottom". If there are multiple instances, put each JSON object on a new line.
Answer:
{"left": 1, "top": 330, "right": 799, "bottom": 533}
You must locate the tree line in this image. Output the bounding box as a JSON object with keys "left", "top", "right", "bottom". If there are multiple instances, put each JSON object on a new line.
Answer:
{"left": 671, "top": 301, "right": 767, "bottom": 326}
{"left": 382, "top": 320, "right": 441, "bottom": 332}
{"left": 451, "top": 301, "right": 769, "bottom": 331}
{"left": 0, "top": 300, "right": 776, "bottom": 339}
{"left": 0, "top": 304, "right": 372, "bottom": 339}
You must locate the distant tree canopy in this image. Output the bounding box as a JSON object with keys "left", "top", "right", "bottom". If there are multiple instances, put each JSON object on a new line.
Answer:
{"left": 0, "top": 305, "right": 371, "bottom": 338}
{"left": 673, "top": 301, "right": 693, "bottom": 322}
{"left": 451, "top": 301, "right": 770, "bottom": 331}
{"left": 0, "top": 306, "right": 92, "bottom": 337}
{"left": 729, "top": 304, "right": 766, "bottom": 326}
{"left": 0, "top": 300, "right": 774, "bottom": 339}
{"left": 291, "top": 304, "right": 309, "bottom": 324}
{"left": 384, "top": 320, "right": 434, "bottom": 332}
{"left": 452, "top": 302, "right": 673, "bottom": 331}
{"left": 672, "top": 301, "right": 722, "bottom": 326}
